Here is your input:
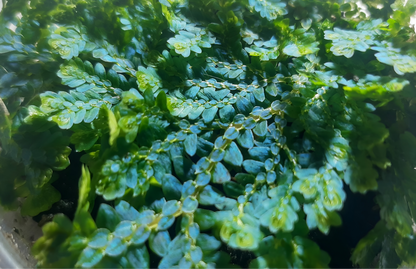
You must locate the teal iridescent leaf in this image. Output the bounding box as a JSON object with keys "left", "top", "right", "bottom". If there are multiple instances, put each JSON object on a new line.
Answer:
{"left": 182, "top": 181, "right": 196, "bottom": 198}
{"left": 248, "top": 0, "right": 288, "bottom": 20}
{"left": 115, "top": 201, "right": 140, "bottom": 221}
{"left": 243, "top": 160, "right": 265, "bottom": 174}
{"left": 189, "top": 223, "right": 200, "bottom": 240}
{"left": 195, "top": 172, "right": 211, "bottom": 186}
{"left": 184, "top": 133, "right": 197, "bottom": 156}
{"left": 224, "top": 127, "right": 239, "bottom": 140}
{"left": 84, "top": 107, "right": 100, "bottom": 123}
{"left": 126, "top": 246, "right": 150, "bottom": 268}
{"left": 94, "top": 63, "right": 106, "bottom": 79}
{"left": 237, "top": 129, "right": 254, "bottom": 149}
{"left": 114, "top": 221, "right": 134, "bottom": 238}
{"left": 266, "top": 84, "right": 280, "bottom": 96}
{"left": 0, "top": 45, "right": 15, "bottom": 54}
{"left": 253, "top": 121, "right": 267, "bottom": 136}
{"left": 253, "top": 87, "right": 265, "bottom": 102}
{"left": 371, "top": 42, "right": 416, "bottom": 75}
{"left": 88, "top": 228, "right": 110, "bottom": 248}
{"left": 131, "top": 226, "right": 151, "bottom": 245}
{"left": 182, "top": 197, "right": 198, "bottom": 213}
{"left": 283, "top": 44, "right": 302, "bottom": 57}
{"left": 157, "top": 216, "right": 175, "bottom": 230}
{"left": 92, "top": 49, "right": 108, "bottom": 58}
{"left": 228, "top": 69, "right": 244, "bottom": 79}
{"left": 149, "top": 231, "right": 171, "bottom": 257}
{"left": 202, "top": 106, "right": 218, "bottom": 123}
{"left": 105, "top": 237, "right": 127, "bottom": 256}
{"left": 76, "top": 247, "right": 104, "bottom": 268}
{"left": 168, "top": 234, "right": 189, "bottom": 253}
{"left": 159, "top": 250, "right": 183, "bottom": 269}
{"left": 162, "top": 200, "right": 181, "bottom": 216}
{"left": 190, "top": 246, "right": 203, "bottom": 263}
{"left": 212, "top": 162, "right": 231, "bottom": 183}
{"left": 248, "top": 147, "right": 271, "bottom": 162}
{"left": 224, "top": 142, "right": 243, "bottom": 166}
{"left": 196, "top": 234, "right": 221, "bottom": 251}
{"left": 324, "top": 28, "right": 375, "bottom": 58}
{"left": 198, "top": 185, "right": 224, "bottom": 205}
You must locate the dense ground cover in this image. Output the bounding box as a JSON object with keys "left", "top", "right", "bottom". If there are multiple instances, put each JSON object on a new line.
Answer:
{"left": 1, "top": 0, "right": 416, "bottom": 268}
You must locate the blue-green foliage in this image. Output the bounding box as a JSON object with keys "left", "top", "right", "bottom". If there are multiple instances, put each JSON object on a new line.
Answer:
{"left": 49, "top": 27, "right": 91, "bottom": 60}
{"left": 248, "top": 0, "right": 288, "bottom": 20}
{"left": 245, "top": 37, "right": 280, "bottom": 61}
{"left": 324, "top": 19, "right": 416, "bottom": 75}
{"left": 371, "top": 41, "right": 416, "bottom": 75}
{"left": 167, "top": 19, "right": 216, "bottom": 58}
{"left": 1, "top": 0, "right": 416, "bottom": 268}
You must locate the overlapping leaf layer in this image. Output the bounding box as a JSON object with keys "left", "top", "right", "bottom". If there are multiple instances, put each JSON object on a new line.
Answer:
{"left": 1, "top": 0, "right": 416, "bottom": 268}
